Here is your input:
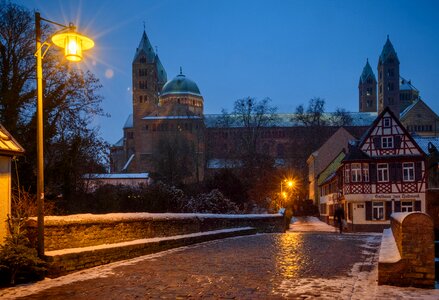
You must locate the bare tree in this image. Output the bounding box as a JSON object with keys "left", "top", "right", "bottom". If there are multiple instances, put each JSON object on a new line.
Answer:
{"left": 0, "top": 2, "right": 108, "bottom": 198}
{"left": 328, "top": 107, "right": 353, "bottom": 126}
{"left": 293, "top": 97, "right": 326, "bottom": 126}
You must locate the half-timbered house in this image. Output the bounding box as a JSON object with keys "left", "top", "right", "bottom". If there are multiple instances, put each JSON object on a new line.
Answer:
{"left": 319, "top": 107, "right": 427, "bottom": 232}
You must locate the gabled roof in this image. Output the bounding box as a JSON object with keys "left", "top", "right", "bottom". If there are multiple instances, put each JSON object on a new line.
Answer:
{"left": 400, "top": 98, "right": 439, "bottom": 121}
{"left": 357, "top": 106, "right": 424, "bottom": 156}
{"left": 0, "top": 124, "right": 25, "bottom": 156}
{"left": 343, "top": 141, "right": 369, "bottom": 161}
{"left": 400, "top": 77, "right": 418, "bottom": 91}
{"left": 155, "top": 54, "right": 167, "bottom": 85}
{"left": 133, "top": 31, "right": 156, "bottom": 63}
{"left": 359, "top": 59, "right": 376, "bottom": 83}
{"left": 309, "top": 127, "right": 355, "bottom": 176}
{"left": 379, "top": 36, "right": 399, "bottom": 65}
{"left": 123, "top": 114, "right": 133, "bottom": 129}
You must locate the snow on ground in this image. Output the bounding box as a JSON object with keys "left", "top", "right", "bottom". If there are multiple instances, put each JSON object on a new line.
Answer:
{"left": 274, "top": 235, "right": 439, "bottom": 299}
{"left": 0, "top": 245, "right": 196, "bottom": 299}
{"left": 289, "top": 216, "right": 338, "bottom": 232}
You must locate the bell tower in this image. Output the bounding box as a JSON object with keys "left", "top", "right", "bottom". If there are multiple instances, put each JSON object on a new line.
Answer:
{"left": 132, "top": 31, "right": 167, "bottom": 121}
{"left": 378, "top": 36, "right": 400, "bottom": 117}
{"left": 358, "top": 59, "right": 377, "bottom": 112}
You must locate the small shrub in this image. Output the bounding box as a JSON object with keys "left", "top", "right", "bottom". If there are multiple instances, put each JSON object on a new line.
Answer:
{"left": 182, "top": 189, "right": 239, "bottom": 214}
{"left": 0, "top": 188, "right": 46, "bottom": 286}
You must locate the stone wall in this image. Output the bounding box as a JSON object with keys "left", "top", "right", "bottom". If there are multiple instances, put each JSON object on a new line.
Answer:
{"left": 378, "top": 212, "right": 435, "bottom": 288}
{"left": 26, "top": 213, "right": 285, "bottom": 251}
{"left": 25, "top": 213, "right": 284, "bottom": 277}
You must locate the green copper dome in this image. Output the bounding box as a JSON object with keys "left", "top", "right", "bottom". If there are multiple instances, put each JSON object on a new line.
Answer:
{"left": 160, "top": 70, "right": 201, "bottom": 97}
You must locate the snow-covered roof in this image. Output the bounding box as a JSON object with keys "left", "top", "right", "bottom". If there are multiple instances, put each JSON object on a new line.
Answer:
{"left": 124, "top": 114, "right": 133, "bottom": 129}
{"left": 0, "top": 124, "right": 25, "bottom": 155}
{"left": 83, "top": 173, "right": 149, "bottom": 180}
{"left": 122, "top": 154, "right": 135, "bottom": 171}
{"left": 142, "top": 116, "right": 202, "bottom": 120}
{"left": 413, "top": 136, "right": 439, "bottom": 155}
{"left": 204, "top": 112, "right": 377, "bottom": 128}
{"left": 113, "top": 137, "right": 123, "bottom": 147}
{"left": 207, "top": 159, "right": 243, "bottom": 169}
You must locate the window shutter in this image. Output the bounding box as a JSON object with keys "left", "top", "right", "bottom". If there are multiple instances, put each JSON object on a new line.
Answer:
{"left": 373, "top": 137, "right": 381, "bottom": 149}
{"left": 395, "top": 201, "right": 401, "bottom": 212}
{"left": 396, "top": 163, "right": 402, "bottom": 182}
{"left": 389, "top": 163, "right": 397, "bottom": 181}
{"left": 415, "top": 200, "right": 421, "bottom": 212}
{"left": 394, "top": 135, "right": 402, "bottom": 148}
{"left": 415, "top": 162, "right": 422, "bottom": 181}
{"left": 369, "top": 163, "right": 377, "bottom": 183}
{"left": 365, "top": 201, "right": 372, "bottom": 220}
{"left": 385, "top": 201, "right": 392, "bottom": 220}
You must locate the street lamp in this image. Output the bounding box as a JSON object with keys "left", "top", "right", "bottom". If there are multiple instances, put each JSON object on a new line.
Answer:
{"left": 280, "top": 179, "right": 295, "bottom": 208}
{"left": 35, "top": 12, "right": 94, "bottom": 257}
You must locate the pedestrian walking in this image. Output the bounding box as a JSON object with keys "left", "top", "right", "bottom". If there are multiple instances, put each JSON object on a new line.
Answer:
{"left": 334, "top": 205, "right": 345, "bottom": 234}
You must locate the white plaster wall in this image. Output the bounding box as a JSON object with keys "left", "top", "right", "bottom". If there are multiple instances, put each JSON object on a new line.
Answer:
{"left": 0, "top": 156, "right": 11, "bottom": 244}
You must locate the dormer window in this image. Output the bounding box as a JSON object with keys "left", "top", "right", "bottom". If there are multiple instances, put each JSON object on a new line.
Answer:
{"left": 383, "top": 117, "right": 391, "bottom": 127}
{"left": 382, "top": 136, "right": 394, "bottom": 149}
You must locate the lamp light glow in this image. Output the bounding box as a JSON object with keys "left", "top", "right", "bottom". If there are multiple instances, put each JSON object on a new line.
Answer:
{"left": 51, "top": 31, "right": 94, "bottom": 62}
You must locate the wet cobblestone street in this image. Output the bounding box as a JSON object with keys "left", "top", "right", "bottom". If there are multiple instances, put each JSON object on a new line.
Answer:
{"left": 5, "top": 232, "right": 384, "bottom": 299}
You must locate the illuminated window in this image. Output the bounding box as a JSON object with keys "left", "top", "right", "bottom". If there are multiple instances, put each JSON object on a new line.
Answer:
{"left": 377, "top": 164, "right": 388, "bottom": 182}
{"left": 351, "top": 163, "right": 362, "bottom": 182}
{"left": 401, "top": 201, "right": 413, "bottom": 212}
{"left": 362, "top": 163, "right": 369, "bottom": 182}
{"left": 372, "top": 202, "right": 384, "bottom": 220}
{"left": 403, "top": 162, "right": 414, "bottom": 181}
{"left": 344, "top": 165, "right": 350, "bottom": 183}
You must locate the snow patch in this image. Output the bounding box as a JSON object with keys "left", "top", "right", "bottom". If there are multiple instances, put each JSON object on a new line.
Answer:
{"left": 379, "top": 228, "right": 401, "bottom": 263}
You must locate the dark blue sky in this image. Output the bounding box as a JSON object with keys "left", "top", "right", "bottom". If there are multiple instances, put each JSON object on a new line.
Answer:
{"left": 17, "top": 0, "right": 439, "bottom": 144}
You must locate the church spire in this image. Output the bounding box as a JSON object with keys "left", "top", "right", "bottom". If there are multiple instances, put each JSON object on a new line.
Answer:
{"left": 379, "top": 35, "right": 399, "bottom": 65}
{"left": 133, "top": 29, "right": 156, "bottom": 63}
{"left": 359, "top": 58, "right": 376, "bottom": 83}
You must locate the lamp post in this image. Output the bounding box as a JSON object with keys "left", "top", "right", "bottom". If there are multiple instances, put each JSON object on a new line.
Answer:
{"left": 35, "top": 12, "right": 94, "bottom": 257}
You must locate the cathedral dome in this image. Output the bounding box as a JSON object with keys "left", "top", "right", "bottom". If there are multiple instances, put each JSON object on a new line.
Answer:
{"left": 160, "top": 71, "right": 201, "bottom": 97}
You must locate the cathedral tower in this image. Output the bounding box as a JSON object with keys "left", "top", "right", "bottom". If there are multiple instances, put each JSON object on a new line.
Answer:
{"left": 378, "top": 36, "right": 400, "bottom": 117}
{"left": 358, "top": 59, "right": 377, "bottom": 112}
{"left": 132, "top": 31, "right": 167, "bottom": 121}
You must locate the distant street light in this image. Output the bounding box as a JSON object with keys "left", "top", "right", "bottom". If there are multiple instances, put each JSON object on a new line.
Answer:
{"left": 35, "top": 12, "right": 94, "bottom": 257}
{"left": 280, "top": 179, "right": 295, "bottom": 208}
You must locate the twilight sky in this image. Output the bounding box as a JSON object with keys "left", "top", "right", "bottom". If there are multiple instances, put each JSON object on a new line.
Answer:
{"left": 15, "top": 0, "right": 439, "bottom": 144}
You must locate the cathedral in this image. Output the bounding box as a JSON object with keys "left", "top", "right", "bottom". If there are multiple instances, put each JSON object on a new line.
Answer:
{"left": 110, "top": 30, "right": 205, "bottom": 183}
{"left": 358, "top": 36, "right": 438, "bottom": 136}
{"left": 110, "top": 32, "right": 438, "bottom": 184}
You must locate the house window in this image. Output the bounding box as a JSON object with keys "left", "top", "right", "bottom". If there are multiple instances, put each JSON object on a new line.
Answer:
{"left": 382, "top": 136, "right": 394, "bottom": 149}
{"left": 351, "top": 163, "right": 362, "bottom": 182}
{"left": 344, "top": 165, "right": 350, "bottom": 183}
{"left": 383, "top": 118, "right": 391, "bottom": 127}
{"left": 401, "top": 200, "right": 413, "bottom": 212}
{"left": 372, "top": 202, "right": 385, "bottom": 220}
{"left": 377, "top": 163, "right": 389, "bottom": 182}
{"left": 403, "top": 162, "right": 415, "bottom": 181}
{"left": 362, "top": 163, "right": 369, "bottom": 182}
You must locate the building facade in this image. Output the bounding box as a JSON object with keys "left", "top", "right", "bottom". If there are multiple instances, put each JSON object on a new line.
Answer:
{"left": 319, "top": 108, "right": 427, "bottom": 231}
{"left": 110, "top": 31, "right": 205, "bottom": 183}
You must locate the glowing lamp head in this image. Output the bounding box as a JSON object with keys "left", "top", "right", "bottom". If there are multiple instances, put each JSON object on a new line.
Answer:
{"left": 51, "top": 29, "right": 94, "bottom": 62}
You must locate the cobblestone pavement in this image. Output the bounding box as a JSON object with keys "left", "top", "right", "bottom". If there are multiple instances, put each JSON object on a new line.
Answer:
{"left": 2, "top": 231, "right": 439, "bottom": 299}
